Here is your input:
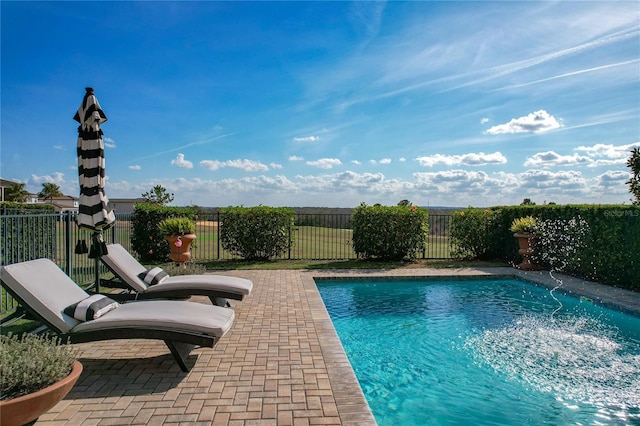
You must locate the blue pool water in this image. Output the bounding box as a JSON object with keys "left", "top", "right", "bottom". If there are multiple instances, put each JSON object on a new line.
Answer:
{"left": 316, "top": 277, "right": 640, "bottom": 426}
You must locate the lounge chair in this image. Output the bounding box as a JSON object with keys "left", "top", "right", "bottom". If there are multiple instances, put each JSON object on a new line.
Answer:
{"left": 99, "top": 244, "right": 253, "bottom": 306}
{"left": 1, "top": 258, "right": 235, "bottom": 372}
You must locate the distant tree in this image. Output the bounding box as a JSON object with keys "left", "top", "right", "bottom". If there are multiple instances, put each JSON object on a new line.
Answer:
{"left": 626, "top": 148, "right": 640, "bottom": 205}
{"left": 38, "top": 183, "right": 63, "bottom": 203}
{"left": 397, "top": 199, "right": 412, "bottom": 206}
{"left": 520, "top": 198, "right": 536, "bottom": 205}
{"left": 142, "top": 185, "right": 174, "bottom": 206}
{"left": 4, "top": 182, "right": 29, "bottom": 202}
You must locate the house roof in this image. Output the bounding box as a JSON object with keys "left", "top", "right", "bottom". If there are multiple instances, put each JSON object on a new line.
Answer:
{"left": 109, "top": 197, "right": 147, "bottom": 203}
{"left": 0, "top": 177, "right": 23, "bottom": 187}
{"left": 38, "top": 195, "right": 79, "bottom": 202}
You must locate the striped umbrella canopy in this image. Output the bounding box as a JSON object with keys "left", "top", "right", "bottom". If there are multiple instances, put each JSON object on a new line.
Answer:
{"left": 74, "top": 87, "right": 115, "bottom": 256}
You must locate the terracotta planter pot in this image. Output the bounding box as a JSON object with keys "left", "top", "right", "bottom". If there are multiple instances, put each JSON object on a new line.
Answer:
{"left": 513, "top": 232, "right": 540, "bottom": 271}
{"left": 165, "top": 234, "right": 196, "bottom": 264}
{"left": 0, "top": 360, "right": 82, "bottom": 426}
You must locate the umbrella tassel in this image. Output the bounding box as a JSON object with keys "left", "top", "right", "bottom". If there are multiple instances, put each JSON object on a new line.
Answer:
{"left": 75, "top": 239, "right": 88, "bottom": 254}
{"left": 88, "top": 242, "right": 100, "bottom": 259}
{"left": 88, "top": 234, "right": 109, "bottom": 259}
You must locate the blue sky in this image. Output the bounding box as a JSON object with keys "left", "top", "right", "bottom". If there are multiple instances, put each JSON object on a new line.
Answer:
{"left": 2, "top": 1, "right": 639, "bottom": 208}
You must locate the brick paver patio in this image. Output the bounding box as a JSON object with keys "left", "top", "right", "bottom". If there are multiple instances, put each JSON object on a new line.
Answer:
{"left": 34, "top": 268, "right": 640, "bottom": 425}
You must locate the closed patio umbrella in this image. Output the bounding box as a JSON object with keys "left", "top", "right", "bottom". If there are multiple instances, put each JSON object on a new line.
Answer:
{"left": 74, "top": 87, "right": 115, "bottom": 290}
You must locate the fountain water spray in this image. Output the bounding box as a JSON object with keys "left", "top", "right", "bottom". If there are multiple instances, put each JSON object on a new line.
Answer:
{"left": 466, "top": 215, "right": 640, "bottom": 422}
{"left": 533, "top": 216, "right": 589, "bottom": 316}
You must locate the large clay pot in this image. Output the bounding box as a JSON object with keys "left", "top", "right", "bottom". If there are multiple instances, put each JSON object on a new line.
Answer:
{"left": 165, "top": 234, "right": 196, "bottom": 264}
{"left": 513, "top": 233, "right": 540, "bottom": 271}
{"left": 0, "top": 360, "right": 82, "bottom": 426}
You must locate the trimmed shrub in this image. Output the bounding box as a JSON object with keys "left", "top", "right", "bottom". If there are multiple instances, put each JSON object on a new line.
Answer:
{"left": 352, "top": 203, "right": 428, "bottom": 260}
{"left": 220, "top": 206, "right": 295, "bottom": 260}
{"left": 131, "top": 203, "right": 200, "bottom": 262}
{"left": 449, "top": 208, "right": 500, "bottom": 260}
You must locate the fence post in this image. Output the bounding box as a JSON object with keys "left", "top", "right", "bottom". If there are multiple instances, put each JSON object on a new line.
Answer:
{"left": 64, "top": 211, "right": 73, "bottom": 276}
{"left": 288, "top": 218, "right": 292, "bottom": 260}
{"left": 110, "top": 217, "right": 116, "bottom": 244}
{"left": 216, "top": 211, "right": 221, "bottom": 260}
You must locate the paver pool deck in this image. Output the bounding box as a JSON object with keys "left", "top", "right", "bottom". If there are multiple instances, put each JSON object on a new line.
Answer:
{"left": 35, "top": 267, "right": 640, "bottom": 425}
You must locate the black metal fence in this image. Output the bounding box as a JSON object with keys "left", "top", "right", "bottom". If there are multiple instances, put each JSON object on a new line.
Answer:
{"left": 1, "top": 211, "right": 454, "bottom": 317}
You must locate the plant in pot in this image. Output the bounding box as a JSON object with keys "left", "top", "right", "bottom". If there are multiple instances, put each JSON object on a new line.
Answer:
{"left": 158, "top": 217, "right": 197, "bottom": 265}
{"left": 0, "top": 333, "right": 82, "bottom": 426}
{"left": 510, "top": 216, "right": 540, "bottom": 270}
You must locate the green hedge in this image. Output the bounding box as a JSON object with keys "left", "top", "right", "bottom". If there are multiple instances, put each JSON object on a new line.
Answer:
{"left": 449, "top": 208, "right": 500, "bottom": 260}
{"left": 220, "top": 206, "right": 295, "bottom": 260}
{"left": 451, "top": 205, "right": 640, "bottom": 291}
{"left": 0, "top": 202, "right": 55, "bottom": 214}
{"left": 352, "top": 203, "right": 428, "bottom": 260}
{"left": 131, "top": 203, "right": 201, "bottom": 262}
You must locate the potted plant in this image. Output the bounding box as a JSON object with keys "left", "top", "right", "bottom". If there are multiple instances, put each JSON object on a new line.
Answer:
{"left": 510, "top": 216, "right": 540, "bottom": 270}
{"left": 0, "top": 333, "right": 82, "bottom": 426}
{"left": 158, "top": 217, "right": 197, "bottom": 264}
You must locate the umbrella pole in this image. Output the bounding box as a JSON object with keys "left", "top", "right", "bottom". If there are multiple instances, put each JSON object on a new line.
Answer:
{"left": 92, "top": 232, "right": 101, "bottom": 294}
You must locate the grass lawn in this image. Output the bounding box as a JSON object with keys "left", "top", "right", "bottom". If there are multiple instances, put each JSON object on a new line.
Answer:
{"left": 201, "top": 258, "right": 508, "bottom": 270}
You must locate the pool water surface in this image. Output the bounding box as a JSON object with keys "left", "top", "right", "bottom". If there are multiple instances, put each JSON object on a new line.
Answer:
{"left": 316, "top": 277, "right": 640, "bottom": 426}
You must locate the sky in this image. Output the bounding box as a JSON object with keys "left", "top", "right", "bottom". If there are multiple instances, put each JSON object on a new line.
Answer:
{"left": 2, "top": 1, "right": 639, "bottom": 208}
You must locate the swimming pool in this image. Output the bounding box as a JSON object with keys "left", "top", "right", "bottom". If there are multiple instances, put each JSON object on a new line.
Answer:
{"left": 316, "top": 277, "right": 640, "bottom": 426}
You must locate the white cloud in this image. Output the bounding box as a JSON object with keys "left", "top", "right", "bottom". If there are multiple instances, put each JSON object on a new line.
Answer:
{"left": 481, "top": 117, "right": 489, "bottom": 124}
{"left": 351, "top": 160, "right": 362, "bottom": 165}
{"left": 171, "top": 153, "right": 193, "bottom": 169}
{"left": 104, "top": 137, "right": 116, "bottom": 148}
{"left": 398, "top": 158, "right": 406, "bottom": 162}
{"left": 414, "top": 169, "right": 488, "bottom": 185}
{"left": 575, "top": 142, "right": 640, "bottom": 166}
{"left": 596, "top": 170, "right": 630, "bottom": 182}
{"left": 293, "top": 136, "right": 320, "bottom": 142}
{"left": 518, "top": 169, "right": 587, "bottom": 191}
{"left": 53, "top": 145, "right": 63, "bottom": 150}
{"left": 128, "top": 165, "right": 141, "bottom": 170}
{"left": 416, "top": 152, "right": 507, "bottom": 167}
{"left": 370, "top": 158, "right": 392, "bottom": 165}
{"left": 306, "top": 158, "right": 342, "bottom": 169}
{"left": 485, "top": 110, "right": 562, "bottom": 134}
{"left": 200, "top": 160, "right": 224, "bottom": 171}
{"left": 289, "top": 155, "right": 304, "bottom": 161}
{"left": 30, "top": 172, "right": 65, "bottom": 184}
{"left": 105, "top": 164, "right": 632, "bottom": 208}
{"left": 587, "top": 159, "right": 629, "bottom": 167}
{"left": 412, "top": 170, "right": 507, "bottom": 197}
{"left": 325, "top": 170, "right": 385, "bottom": 188}
{"left": 270, "top": 162, "right": 283, "bottom": 169}
{"left": 524, "top": 151, "right": 592, "bottom": 167}
{"left": 594, "top": 170, "right": 632, "bottom": 191}
{"left": 200, "top": 159, "right": 269, "bottom": 172}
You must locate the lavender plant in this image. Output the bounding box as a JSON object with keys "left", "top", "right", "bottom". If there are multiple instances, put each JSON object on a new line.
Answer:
{"left": 1, "top": 333, "right": 77, "bottom": 401}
